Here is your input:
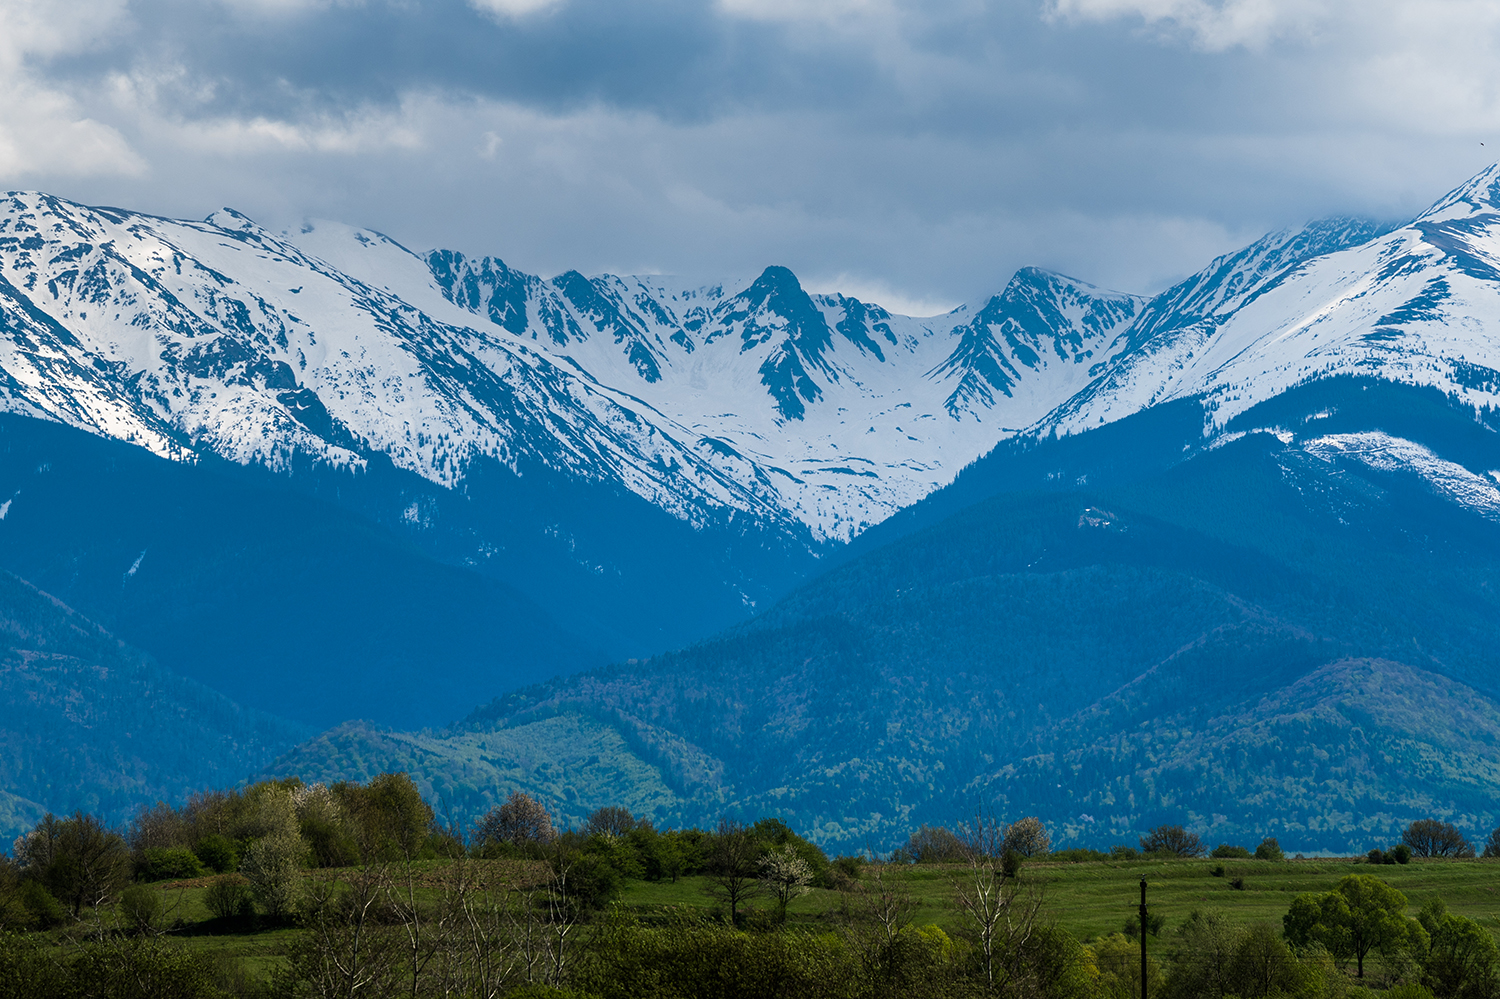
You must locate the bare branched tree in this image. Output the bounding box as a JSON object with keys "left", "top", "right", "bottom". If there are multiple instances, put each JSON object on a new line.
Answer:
{"left": 838, "top": 865, "right": 919, "bottom": 994}
{"left": 954, "top": 808, "right": 1046, "bottom": 992}
{"left": 583, "top": 807, "right": 640, "bottom": 839}
{"left": 543, "top": 855, "right": 579, "bottom": 986}
{"left": 1402, "top": 819, "right": 1475, "bottom": 858}
{"left": 704, "top": 818, "right": 762, "bottom": 925}
{"left": 283, "top": 866, "right": 402, "bottom": 999}
{"left": 1140, "top": 824, "right": 1206, "bottom": 858}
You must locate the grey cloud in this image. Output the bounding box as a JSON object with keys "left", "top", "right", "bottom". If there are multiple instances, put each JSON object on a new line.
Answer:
{"left": 10, "top": 0, "right": 1499, "bottom": 308}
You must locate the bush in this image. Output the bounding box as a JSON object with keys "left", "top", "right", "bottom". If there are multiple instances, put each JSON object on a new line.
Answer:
{"left": 1109, "top": 845, "right": 1141, "bottom": 861}
{"left": 831, "top": 854, "right": 865, "bottom": 879}
{"left": 1211, "top": 844, "right": 1251, "bottom": 859}
{"left": 118, "top": 884, "right": 163, "bottom": 934}
{"left": 15, "top": 881, "right": 66, "bottom": 929}
{"left": 192, "top": 834, "right": 239, "bottom": 873}
{"left": 1392, "top": 843, "right": 1413, "bottom": 864}
{"left": 1049, "top": 848, "right": 1109, "bottom": 863}
{"left": 137, "top": 847, "right": 206, "bottom": 882}
{"left": 1254, "top": 837, "right": 1284, "bottom": 861}
{"left": 557, "top": 852, "right": 622, "bottom": 914}
{"left": 203, "top": 876, "right": 254, "bottom": 921}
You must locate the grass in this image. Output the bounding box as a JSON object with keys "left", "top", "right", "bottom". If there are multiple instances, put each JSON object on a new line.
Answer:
{"left": 626, "top": 856, "right": 1500, "bottom": 943}
{"left": 32, "top": 854, "right": 1500, "bottom": 990}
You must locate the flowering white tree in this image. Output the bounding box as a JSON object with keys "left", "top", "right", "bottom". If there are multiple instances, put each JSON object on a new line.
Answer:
{"left": 758, "top": 843, "right": 814, "bottom": 922}
{"left": 1002, "top": 817, "right": 1051, "bottom": 858}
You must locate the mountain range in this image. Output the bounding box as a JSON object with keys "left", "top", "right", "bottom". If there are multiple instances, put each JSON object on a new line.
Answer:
{"left": 5, "top": 166, "right": 1500, "bottom": 848}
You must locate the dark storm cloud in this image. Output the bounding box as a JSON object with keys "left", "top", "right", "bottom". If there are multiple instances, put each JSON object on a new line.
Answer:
{"left": 5, "top": 0, "right": 1498, "bottom": 308}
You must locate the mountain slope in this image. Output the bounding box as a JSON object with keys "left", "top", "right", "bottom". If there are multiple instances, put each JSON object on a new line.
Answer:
{"left": 0, "top": 191, "right": 1158, "bottom": 671}
{"left": 1039, "top": 169, "right": 1500, "bottom": 438}
{"left": 0, "top": 568, "right": 306, "bottom": 840}
{"left": 264, "top": 381, "right": 1500, "bottom": 850}
{"left": 0, "top": 415, "right": 606, "bottom": 728}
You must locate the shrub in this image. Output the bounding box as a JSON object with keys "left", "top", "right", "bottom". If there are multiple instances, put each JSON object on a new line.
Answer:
{"left": 192, "top": 834, "right": 239, "bottom": 873}
{"left": 203, "top": 876, "right": 254, "bottom": 920}
{"left": 1124, "top": 910, "right": 1167, "bottom": 938}
{"left": 1140, "top": 825, "right": 1205, "bottom": 858}
{"left": 15, "top": 881, "right": 65, "bottom": 929}
{"left": 137, "top": 847, "right": 206, "bottom": 882}
{"left": 1049, "top": 848, "right": 1109, "bottom": 863}
{"left": 117, "top": 884, "right": 163, "bottom": 934}
{"left": 1254, "top": 838, "right": 1284, "bottom": 861}
{"left": 831, "top": 854, "right": 865, "bottom": 879}
{"left": 1109, "top": 845, "right": 1140, "bottom": 861}
{"left": 1391, "top": 843, "right": 1413, "bottom": 864}
{"left": 1211, "top": 844, "right": 1251, "bottom": 859}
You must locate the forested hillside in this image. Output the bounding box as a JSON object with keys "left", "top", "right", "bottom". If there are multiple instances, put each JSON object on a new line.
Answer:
{"left": 0, "top": 570, "right": 305, "bottom": 838}
{"left": 268, "top": 378, "right": 1500, "bottom": 852}
{"left": 0, "top": 416, "right": 607, "bottom": 728}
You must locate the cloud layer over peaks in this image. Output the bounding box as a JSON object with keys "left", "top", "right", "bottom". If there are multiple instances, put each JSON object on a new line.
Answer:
{"left": 3, "top": 0, "right": 1499, "bottom": 308}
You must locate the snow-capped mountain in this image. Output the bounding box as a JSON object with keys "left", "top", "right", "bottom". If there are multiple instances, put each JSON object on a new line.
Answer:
{"left": 6, "top": 166, "right": 1500, "bottom": 560}
{"left": 1041, "top": 168, "right": 1500, "bottom": 443}
{"left": 0, "top": 193, "right": 1143, "bottom": 547}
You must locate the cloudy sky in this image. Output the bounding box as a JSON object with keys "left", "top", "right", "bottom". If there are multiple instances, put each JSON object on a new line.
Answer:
{"left": 2, "top": 0, "right": 1497, "bottom": 315}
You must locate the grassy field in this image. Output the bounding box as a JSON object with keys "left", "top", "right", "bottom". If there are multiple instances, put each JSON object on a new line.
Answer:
{"left": 55, "top": 855, "right": 1500, "bottom": 987}
{"left": 615, "top": 856, "right": 1500, "bottom": 942}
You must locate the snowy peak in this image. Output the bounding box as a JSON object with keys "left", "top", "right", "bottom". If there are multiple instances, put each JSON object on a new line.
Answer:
{"left": 1416, "top": 162, "right": 1500, "bottom": 222}
{"left": 426, "top": 250, "right": 535, "bottom": 336}
{"left": 1032, "top": 166, "right": 1500, "bottom": 529}
{"left": 11, "top": 167, "right": 1500, "bottom": 548}
{"left": 928, "top": 268, "right": 1141, "bottom": 419}
{"left": 711, "top": 266, "right": 835, "bottom": 420}
{"left": 0, "top": 191, "right": 1151, "bottom": 546}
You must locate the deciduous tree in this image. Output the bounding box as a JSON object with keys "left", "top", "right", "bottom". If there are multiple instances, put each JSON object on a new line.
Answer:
{"left": 1284, "top": 874, "right": 1424, "bottom": 978}
{"left": 474, "top": 793, "right": 555, "bottom": 855}
{"left": 1403, "top": 819, "right": 1474, "bottom": 858}
{"left": 759, "top": 844, "right": 813, "bottom": 922}
{"left": 1002, "top": 817, "right": 1051, "bottom": 858}
{"left": 1140, "top": 824, "right": 1205, "bottom": 858}
{"left": 15, "top": 813, "right": 130, "bottom": 917}
{"left": 704, "top": 818, "right": 761, "bottom": 925}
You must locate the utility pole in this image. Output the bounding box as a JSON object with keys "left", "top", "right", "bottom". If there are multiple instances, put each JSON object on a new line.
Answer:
{"left": 1139, "top": 877, "right": 1149, "bottom": 999}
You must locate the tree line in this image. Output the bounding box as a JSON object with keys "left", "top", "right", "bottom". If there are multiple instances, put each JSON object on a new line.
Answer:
{"left": 1, "top": 776, "right": 1498, "bottom": 998}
